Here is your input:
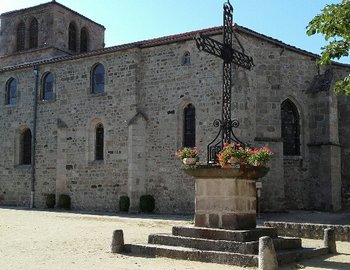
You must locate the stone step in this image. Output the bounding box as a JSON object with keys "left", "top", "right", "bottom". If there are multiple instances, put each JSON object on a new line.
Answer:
{"left": 124, "top": 243, "right": 258, "bottom": 267}
{"left": 172, "top": 226, "right": 277, "bottom": 242}
{"left": 124, "top": 243, "right": 327, "bottom": 267}
{"left": 149, "top": 233, "right": 257, "bottom": 254}
{"left": 277, "top": 247, "right": 329, "bottom": 265}
{"left": 148, "top": 233, "right": 301, "bottom": 254}
{"left": 273, "top": 237, "right": 302, "bottom": 251}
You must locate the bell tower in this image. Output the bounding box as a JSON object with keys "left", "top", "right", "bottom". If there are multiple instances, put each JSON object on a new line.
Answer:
{"left": 0, "top": 1, "right": 105, "bottom": 68}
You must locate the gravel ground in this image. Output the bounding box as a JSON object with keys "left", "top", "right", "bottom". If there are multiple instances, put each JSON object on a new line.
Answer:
{"left": 0, "top": 208, "right": 349, "bottom": 270}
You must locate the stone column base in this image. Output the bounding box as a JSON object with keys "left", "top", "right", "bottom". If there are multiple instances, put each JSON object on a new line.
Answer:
{"left": 195, "top": 177, "right": 257, "bottom": 230}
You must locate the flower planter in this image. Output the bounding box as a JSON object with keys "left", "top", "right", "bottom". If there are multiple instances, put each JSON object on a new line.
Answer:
{"left": 184, "top": 166, "right": 269, "bottom": 230}
{"left": 182, "top": 157, "right": 198, "bottom": 165}
{"left": 184, "top": 165, "right": 269, "bottom": 179}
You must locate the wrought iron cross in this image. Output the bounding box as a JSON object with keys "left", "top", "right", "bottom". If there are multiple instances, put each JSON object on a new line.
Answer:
{"left": 194, "top": 0, "right": 254, "bottom": 164}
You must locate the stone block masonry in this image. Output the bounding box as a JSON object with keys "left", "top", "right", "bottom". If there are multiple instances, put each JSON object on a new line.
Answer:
{"left": 1, "top": 1, "right": 350, "bottom": 213}
{"left": 264, "top": 221, "right": 350, "bottom": 242}
{"left": 195, "top": 177, "right": 256, "bottom": 229}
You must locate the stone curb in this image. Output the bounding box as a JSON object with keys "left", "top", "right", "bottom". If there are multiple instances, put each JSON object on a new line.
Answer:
{"left": 264, "top": 222, "right": 350, "bottom": 242}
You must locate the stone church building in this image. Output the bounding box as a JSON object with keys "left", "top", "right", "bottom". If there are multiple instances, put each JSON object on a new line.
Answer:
{"left": 1, "top": 1, "right": 350, "bottom": 213}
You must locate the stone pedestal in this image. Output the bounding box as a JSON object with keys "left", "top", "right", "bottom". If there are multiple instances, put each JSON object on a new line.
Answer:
{"left": 184, "top": 166, "right": 269, "bottom": 230}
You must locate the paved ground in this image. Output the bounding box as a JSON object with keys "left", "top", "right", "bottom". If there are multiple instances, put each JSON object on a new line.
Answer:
{"left": 0, "top": 207, "right": 349, "bottom": 270}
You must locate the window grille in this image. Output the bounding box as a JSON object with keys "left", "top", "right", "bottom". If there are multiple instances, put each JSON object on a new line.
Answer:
{"left": 17, "top": 21, "right": 25, "bottom": 51}
{"left": 91, "top": 64, "right": 105, "bottom": 94}
{"left": 68, "top": 23, "right": 77, "bottom": 52}
{"left": 22, "top": 129, "right": 32, "bottom": 165}
{"left": 183, "top": 51, "right": 191, "bottom": 65}
{"left": 95, "top": 124, "right": 104, "bottom": 160}
{"left": 281, "top": 100, "right": 300, "bottom": 156}
{"left": 42, "top": 73, "right": 54, "bottom": 100}
{"left": 80, "top": 28, "right": 88, "bottom": 53}
{"left": 6, "top": 78, "right": 17, "bottom": 105}
{"left": 29, "top": 18, "right": 38, "bottom": 49}
{"left": 183, "top": 104, "right": 196, "bottom": 147}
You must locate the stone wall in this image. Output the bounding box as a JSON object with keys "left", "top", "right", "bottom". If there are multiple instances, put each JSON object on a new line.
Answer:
{"left": 264, "top": 221, "right": 350, "bottom": 242}
{"left": 246, "top": 34, "right": 317, "bottom": 211}
{"left": 0, "top": 47, "right": 69, "bottom": 69}
{"left": 0, "top": 48, "right": 139, "bottom": 211}
{"left": 336, "top": 66, "right": 350, "bottom": 209}
{"left": 283, "top": 157, "right": 307, "bottom": 209}
{"left": 1, "top": 23, "right": 350, "bottom": 213}
{"left": 339, "top": 93, "right": 350, "bottom": 208}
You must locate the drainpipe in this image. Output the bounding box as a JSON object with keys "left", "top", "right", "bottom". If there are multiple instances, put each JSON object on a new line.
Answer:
{"left": 31, "top": 65, "right": 39, "bottom": 208}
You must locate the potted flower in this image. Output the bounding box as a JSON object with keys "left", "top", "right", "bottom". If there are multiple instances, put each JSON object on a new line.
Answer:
{"left": 248, "top": 147, "right": 273, "bottom": 167}
{"left": 176, "top": 147, "right": 199, "bottom": 165}
{"left": 217, "top": 143, "right": 273, "bottom": 168}
{"left": 217, "top": 143, "right": 248, "bottom": 168}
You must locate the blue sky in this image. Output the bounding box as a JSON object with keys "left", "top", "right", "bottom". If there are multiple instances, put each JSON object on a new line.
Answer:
{"left": 2, "top": 0, "right": 348, "bottom": 64}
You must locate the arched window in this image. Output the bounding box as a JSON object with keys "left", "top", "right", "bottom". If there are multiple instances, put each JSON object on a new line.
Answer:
{"left": 183, "top": 104, "right": 196, "bottom": 147}
{"left": 95, "top": 123, "right": 104, "bottom": 160}
{"left": 68, "top": 22, "right": 77, "bottom": 52}
{"left": 6, "top": 78, "right": 17, "bottom": 105}
{"left": 281, "top": 99, "right": 300, "bottom": 156}
{"left": 21, "top": 129, "right": 32, "bottom": 165}
{"left": 80, "top": 27, "right": 88, "bottom": 53}
{"left": 91, "top": 63, "right": 105, "bottom": 94}
{"left": 183, "top": 51, "right": 191, "bottom": 65}
{"left": 42, "top": 72, "right": 54, "bottom": 100}
{"left": 29, "top": 18, "right": 38, "bottom": 49}
{"left": 17, "top": 21, "right": 25, "bottom": 51}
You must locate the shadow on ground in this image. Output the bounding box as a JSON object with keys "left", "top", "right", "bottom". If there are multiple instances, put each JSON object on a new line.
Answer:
{"left": 281, "top": 254, "right": 350, "bottom": 270}
{"left": 0, "top": 206, "right": 193, "bottom": 221}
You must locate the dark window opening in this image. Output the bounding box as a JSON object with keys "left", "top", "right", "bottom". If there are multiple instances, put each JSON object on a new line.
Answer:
{"left": 42, "top": 73, "right": 54, "bottom": 100}
{"left": 95, "top": 124, "right": 104, "bottom": 160}
{"left": 22, "top": 129, "right": 32, "bottom": 165}
{"left": 17, "top": 21, "right": 25, "bottom": 51}
{"left": 29, "top": 18, "right": 38, "bottom": 49}
{"left": 183, "top": 104, "right": 196, "bottom": 147}
{"left": 80, "top": 28, "right": 88, "bottom": 53}
{"left": 91, "top": 64, "right": 105, "bottom": 94}
{"left": 183, "top": 51, "right": 191, "bottom": 65}
{"left": 68, "top": 23, "right": 77, "bottom": 52}
{"left": 281, "top": 99, "right": 300, "bottom": 156}
{"left": 6, "top": 78, "right": 17, "bottom": 105}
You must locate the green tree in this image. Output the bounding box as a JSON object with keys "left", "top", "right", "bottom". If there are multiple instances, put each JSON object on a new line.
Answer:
{"left": 307, "top": 0, "right": 350, "bottom": 95}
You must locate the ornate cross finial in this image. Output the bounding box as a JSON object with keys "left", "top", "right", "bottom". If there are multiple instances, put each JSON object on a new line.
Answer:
{"left": 194, "top": 1, "right": 254, "bottom": 164}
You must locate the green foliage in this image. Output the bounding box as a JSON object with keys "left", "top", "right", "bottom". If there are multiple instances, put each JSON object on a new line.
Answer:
{"left": 119, "top": 195, "right": 130, "bottom": 212}
{"left": 139, "top": 195, "right": 155, "bottom": 213}
{"left": 306, "top": 0, "right": 350, "bottom": 95}
{"left": 335, "top": 74, "right": 350, "bottom": 94}
{"left": 57, "top": 194, "right": 71, "bottom": 210}
{"left": 45, "top": 194, "right": 56, "bottom": 209}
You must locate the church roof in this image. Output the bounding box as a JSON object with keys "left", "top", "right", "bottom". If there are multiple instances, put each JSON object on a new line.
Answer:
{"left": 0, "top": 1, "right": 105, "bottom": 29}
{"left": 1, "top": 24, "right": 349, "bottom": 72}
